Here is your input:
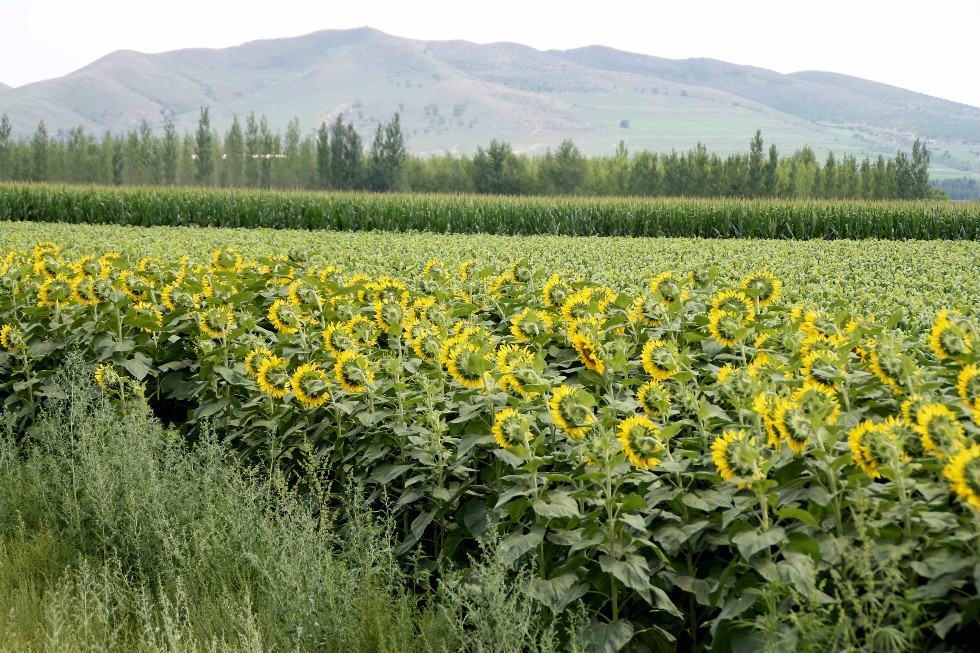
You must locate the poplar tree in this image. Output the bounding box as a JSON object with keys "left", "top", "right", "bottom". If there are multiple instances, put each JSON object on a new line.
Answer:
{"left": 194, "top": 107, "right": 214, "bottom": 185}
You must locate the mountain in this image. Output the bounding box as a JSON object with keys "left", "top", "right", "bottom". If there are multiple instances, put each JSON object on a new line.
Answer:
{"left": 0, "top": 82, "right": 10, "bottom": 92}
{"left": 0, "top": 27, "right": 978, "bottom": 177}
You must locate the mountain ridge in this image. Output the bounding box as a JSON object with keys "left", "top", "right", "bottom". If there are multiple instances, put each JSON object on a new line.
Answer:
{"left": 0, "top": 27, "right": 977, "bottom": 176}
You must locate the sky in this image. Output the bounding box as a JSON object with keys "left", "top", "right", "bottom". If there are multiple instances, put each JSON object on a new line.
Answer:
{"left": 2, "top": 0, "right": 980, "bottom": 107}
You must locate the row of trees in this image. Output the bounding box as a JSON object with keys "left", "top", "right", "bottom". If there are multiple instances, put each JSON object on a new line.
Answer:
{"left": 0, "top": 109, "right": 938, "bottom": 200}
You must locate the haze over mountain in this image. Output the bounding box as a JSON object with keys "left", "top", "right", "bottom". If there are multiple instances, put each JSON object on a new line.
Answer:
{"left": 1, "top": 27, "right": 978, "bottom": 177}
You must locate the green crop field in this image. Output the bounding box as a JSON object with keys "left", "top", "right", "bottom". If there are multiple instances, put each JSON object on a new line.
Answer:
{"left": 2, "top": 190, "right": 980, "bottom": 651}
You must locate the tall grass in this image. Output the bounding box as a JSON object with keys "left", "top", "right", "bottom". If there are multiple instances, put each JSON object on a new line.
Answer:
{"left": 2, "top": 182, "right": 979, "bottom": 239}
{"left": 0, "top": 358, "right": 572, "bottom": 652}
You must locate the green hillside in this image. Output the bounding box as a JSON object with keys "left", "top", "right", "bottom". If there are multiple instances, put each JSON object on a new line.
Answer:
{"left": 0, "top": 27, "right": 978, "bottom": 177}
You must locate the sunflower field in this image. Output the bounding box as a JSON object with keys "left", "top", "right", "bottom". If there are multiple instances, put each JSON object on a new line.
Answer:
{"left": 2, "top": 233, "right": 980, "bottom": 651}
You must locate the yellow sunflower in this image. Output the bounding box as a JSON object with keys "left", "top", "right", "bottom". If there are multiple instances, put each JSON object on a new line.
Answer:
{"left": 0, "top": 324, "right": 24, "bottom": 351}
{"left": 929, "top": 310, "right": 973, "bottom": 360}
{"left": 571, "top": 332, "right": 605, "bottom": 374}
{"left": 617, "top": 415, "right": 665, "bottom": 470}
{"left": 291, "top": 363, "right": 331, "bottom": 408}
{"left": 94, "top": 363, "right": 119, "bottom": 388}
{"left": 335, "top": 350, "right": 375, "bottom": 393}
{"left": 542, "top": 273, "right": 574, "bottom": 309}
{"left": 636, "top": 380, "right": 670, "bottom": 417}
{"left": 943, "top": 443, "right": 980, "bottom": 511}
{"left": 445, "top": 342, "right": 491, "bottom": 389}
{"left": 914, "top": 403, "right": 965, "bottom": 458}
{"left": 740, "top": 272, "right": 781, "bottom": 308}
{"left": 256, "top": 356, "right": 291, "bottom": 398}
{"left": 199, "top": 306, "right": 235, "bottom": 338}
{"left": 640, "top": 339, "right": 678, "bottom": 381}
{"left": 548, "top": 385, "right": 595, "bottom": 440}
{"left": 244, "top": 347, "right": 274, "bottom": 378}
{"left": 323, "top": 323, "right": 357, "bottom": 357}
{"left": 956, "top": 364, "right": 980, "bottom": 410}
{"left": 510, "top": 308, "right": 554, "bottom": 341}
{"left": 492, "top": 408, "right": 532, "bottom": 450}
{"left": 711, "top": 429, "right": 765, "bottom": 488}
{"left": 496, "top": 344, "right": 534, "bottom": 374}
{"left": 649, "top": 271, "right": 688, "bottom": 306}
{"left": 268, "top": 298, "right": 302, "bottom": 335}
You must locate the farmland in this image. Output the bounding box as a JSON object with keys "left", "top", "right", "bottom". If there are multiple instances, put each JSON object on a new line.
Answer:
{"left": 1, "top": 188, "right": 980, "bottom": 651}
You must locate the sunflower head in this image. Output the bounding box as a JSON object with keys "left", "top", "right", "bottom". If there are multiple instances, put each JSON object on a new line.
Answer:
{"left": 38, "top": 275, "right": 73, "bottom": 307}
{"left": 617, "top": 415, "right": 665, "bottom": 470}
{"left": 542, "top": 273, "right": 574, "bottom": 309}
{"left": 636, "top": 380, "right": 670, "bottom": 417}
{"left": 774, "top": 398, "right": 817, "bottom": 454}
{"left": 94, "top": 363, "right": 119, "bottom": 388}
{"left": 944, "top": 443, "right": 980, "bottom": 511}
{"left": 493, "top": 408, "right": 532, "bottom": 450}
{"left": 641, "top": 339, "right": 678, "bottom": 381}
{"left": 335, "top": 350, "right": 376, "bottom": 393}
{"left": 496, "top": 344, "right": 534, "bottom": 374}
{"left": 291, "top": 363, "right": 331, "bottom": 408}
{"left": 571, "top": 332, "right": 605, "bottom": 374}
{"left": 200, "top": 306, "right": 235, "bottom": 338}
{"left": 257, "top": 356, "right": 291, "bottom": 398}
{"left": 956, "top": 364, "right": 980, "bottom": 410}
{"left": 347, "top": 315, "right": 379, "bottom": 348}
{"left": 914, "top": 403, "right": 966, "bottom": 458}
{"left": 0, "top": 324, "right": 24, "bottom": 351}
{"left": 740, "top": 272, "right": 781, "bottom": 307}
{"left": 244, "top": 347, "right": 274, "bottom": 378}
{"left": 930, "top": 310, "right": 974, "bottom": 360}
{"left": 510, "top": 308, "right": 553, "bottom": 341}
{"left": 412, "top": 330, "right": 443, "bottom": 364}
{"left": 445, "top": 342, "right": 492, "bottom": 389}
{"left": 708, "top": 308, "right": 752, "bottom": 348}
{"left": 650, "top": 271, "right": 687, "bottom": 306}
{"left": 716, "top": 364, "right": 757, "bottom": 403}
{"left": 712, "top": 429, "right": 765, "bottom": 488}
{"left": 548, "top": 385, "right": 595, "bottom": 440}
{"left": 632, "top": 294, "right": 669, "bottom": 327}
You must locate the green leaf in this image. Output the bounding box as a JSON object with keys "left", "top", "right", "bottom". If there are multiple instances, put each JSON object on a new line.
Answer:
{"left": 500, "top": 524, "right": 545, "bottom": 566}
{"left": 577, "top": 619, "right": 634, "bottom": 653}
{"left": 653, "top": 519, "right": 709, "bottom": 556}
{"left": 394, "top": 509, "right": 435, "bottom": 555}
{"left": 192, "top": 396, "right": 230, "bottom": 420}
{"left": 732, "top": 526, "right": 786, "bottom": 561}
{"left": 122, "top": 356, "right": 152, "bottom": 380}
{"left": 776, "top": 507, "right": 820, "bottom": 529}
{"left": 370, "top": 464, "right": 413, "bottom": 484}
{"left": 532, "top": 492, "right": 582, "bottom": 519}
{"left": 527, "top": 573, "right": 590, "bottom": 613}
{"left": 599, "top": 554, "right": 652, "bottom": 592}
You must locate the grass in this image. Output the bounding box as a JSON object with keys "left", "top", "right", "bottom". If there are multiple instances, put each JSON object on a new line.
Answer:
{"left": 0, "top": 357, "right": 578, "bottom": 652}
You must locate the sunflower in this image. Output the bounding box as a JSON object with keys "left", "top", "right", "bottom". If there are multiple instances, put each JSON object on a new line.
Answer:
{"left": 117, "top": 270, "right": 153, "bottom": 302}
{"left": 640, "top": 339, "right": 678, "bottom": 381}
{"left": 287, "top": 279, "right": 323, "bottom": 310}
{"left": 256, "top": 355, "right": 291, "bottom": 398}
{"left": 548, "top": 385, "right": 595, "bottom": 440}
{"left": 617, "top": 415, "right": 665, "bottom": 470}
{"left": 510, "top": 308, "right": 554, "bottom": 341}
{"left": 867, "top": 340, "right": 904, "bottom": 388}
{"left": 38, "top": 275, "right": 73, "bottom": 307}
{"left": 0, "top": 324, "right": 24, "bottom": 351}
{"left": 631, "top": 293, "right": 668, "bottom": 327}
{"left": 752, "top": 391, "right": 781, "bottom": 450}
{"left": 94, "top": 363, "right": 119, "bottom": 388}
{"left": 571, "top": 332, "right": 605, "bottom": 374}
{"left": 423, "top": 259, "right": 450, "bottom": 280}
{"left": 650, "top": 271, "right": 688, "bottom": 306}
{"left": 711, "top": 429, "right": 765, "bottom": 488}
{"left": 711, "top": 290, "right": 754, "bottom": 316}
{"left": 321, "top": 323, "right": 355, "bottom": 357}
{"left": 374, "top": 298, "right": 405, "bottom": 332}
{"left": 459, "top": 259, "right": 478, "bottom": 281}
{"left": 499, "top": 371, "right": 541, "bottom": 400}
{"left": 496, "top": 344, "right": 533, "bottom": 374}
{"left": 211, "top": 248, "right": 243, "bottom": 273}
{"left": 740, "top": 272, "right": 781, "bottom": 308}
{"left": 72, "top": 255, "right": 105, "bottom": 279}
{"left": 413, "top": 330, "right": 443, "bottom": 363}
{"left": 244, "top": 347, "right": 274, "bottom": 378}
{"left": 199, "top": 306, "right": 235, "bottom": 338}
{"left": 268, "top": 298, "right": 303, "bottom": 335}
{"left": 335, "top": 350, "right": 375, "bottom": 393}
{"left": 793, "top": 381, "right": 841, "bottom": 425}
{"left": 901, "top": 393, "right": 931, "bottom": 425}
{"left": 636, "top": 380, "right": 670, "bottom": 417}
{"left": 849, "top": 420, "right": 881, "bottom": 478}
{"left": 291, "top": 363, "right": 331, "bottom": 408}
{"left": 492, "top": 408, "right": 532, "bottom": 450}
{"left": 914, "top": 403, "right": 966, "bottom": 458}
{"left": 956, "top": 364, "right": 980, "bottom": 410}
{"left": 161, "top": 282, "right": 198, "bottom": 312}
{"left": 716, "top": 364, "right": 757, "bottom": 402}
{"left": 346, "top": 315, "right": 379, "bottom": 348}
{"left": 445, "top": 342, "right": 491, "bottom": 389}
{"left": 880, "top": 415, "right": 922, "bottom": 461}
{"left": 929, "top": 310, "right": 973, "bottom": 360}
{"left": 131, "top": 302, "right": 163, "bottom": 333}
{"left": 32, "top": 241, "right": 60, "bottom": 259}
{"left": 69, "top": 275, "right": 100, "bottom": 306}
{"left": 33, "top": 255, "right": 64, "bottom": 279}
{"left": 800, "top": 348, "right": 846, "bottom": 391}
{"left": 944, "top": 443, "right": 980, "bottom": 511}
{"left": 774, "top": 398, "right": 817, "bottom": 454}
{"left": 542, "top": 273, "right": 574, "bottom": 309}
{"left": 708, "top": 308, "right": 752, "bottom": 348}
{"left": 561, "top": 288, "right": 596, "bottom": 322}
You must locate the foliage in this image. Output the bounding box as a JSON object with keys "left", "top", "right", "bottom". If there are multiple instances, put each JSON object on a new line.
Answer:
{"left": 2, "top": 239, "right": 980, "bottom": 650}
{"left": 2, "top": 183, "right": 979, "bottom": 240}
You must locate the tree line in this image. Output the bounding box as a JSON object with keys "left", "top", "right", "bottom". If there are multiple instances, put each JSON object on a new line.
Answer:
{"left": 0, "top": 108, "right": 939, "bottom": 200}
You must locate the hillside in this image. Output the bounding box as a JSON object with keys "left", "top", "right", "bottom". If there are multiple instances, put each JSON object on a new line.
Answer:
{"left": 0, "top": 27, "right": 978, "bottom": 175}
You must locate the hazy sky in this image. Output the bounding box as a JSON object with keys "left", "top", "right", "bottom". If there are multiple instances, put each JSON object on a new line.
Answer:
{"left": 2, "top": 0, "right": 979, "bottom": 107}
